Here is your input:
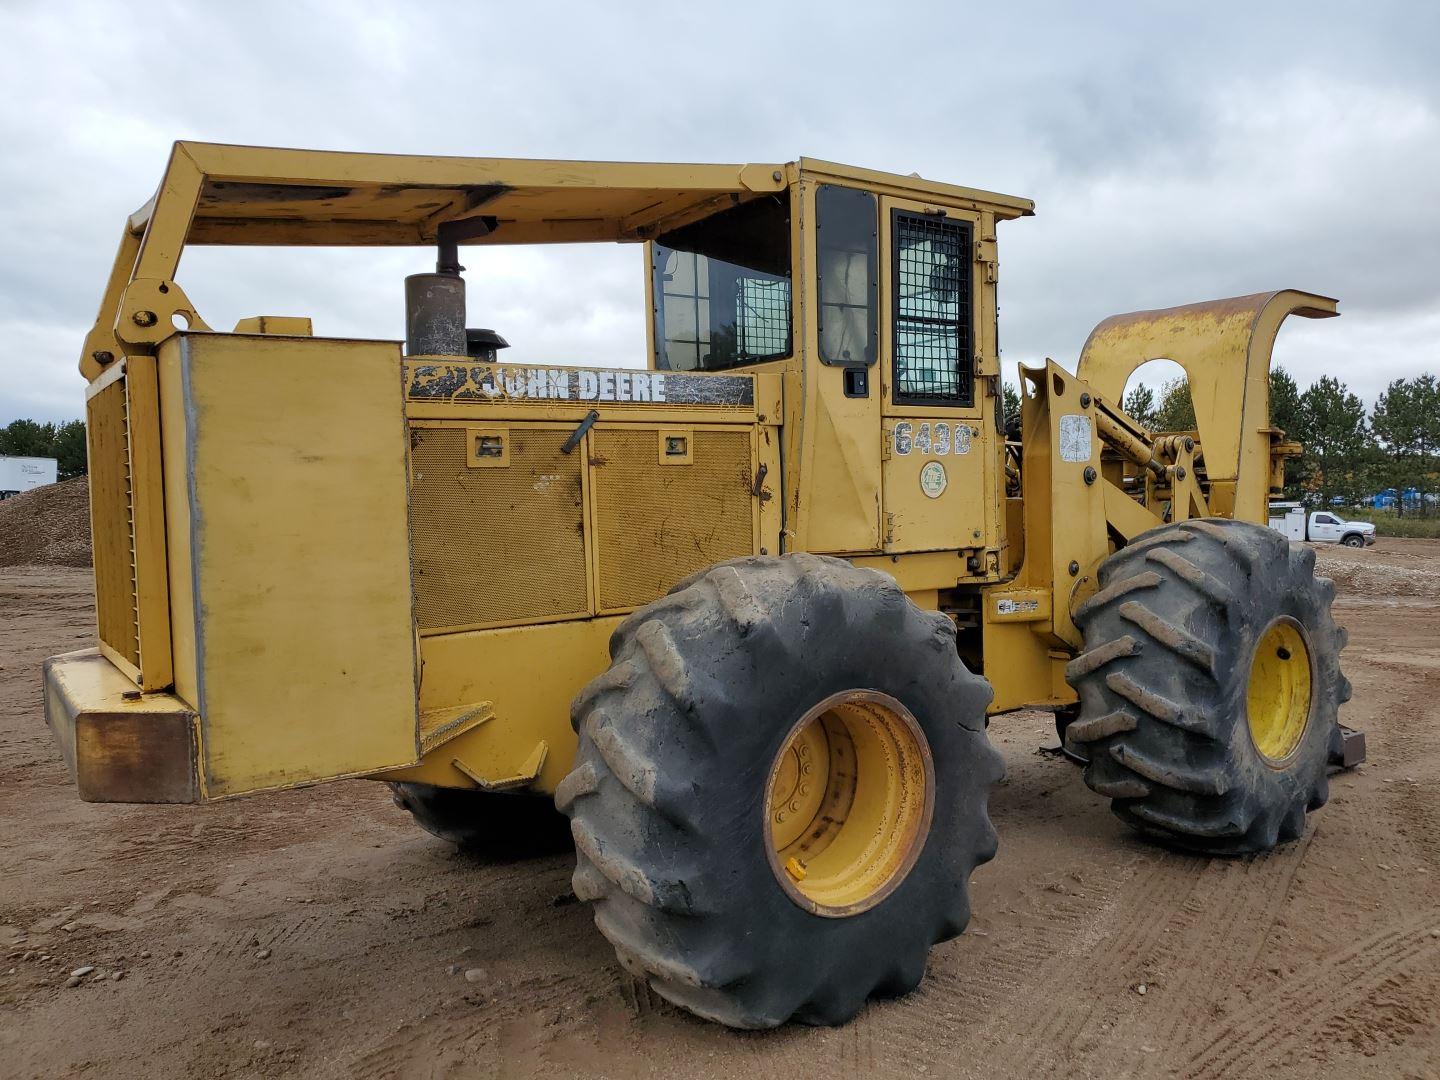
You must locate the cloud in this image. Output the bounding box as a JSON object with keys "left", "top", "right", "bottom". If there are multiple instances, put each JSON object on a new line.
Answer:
{"left": 1, "top": 0, "right": 1436, "bottom": 424}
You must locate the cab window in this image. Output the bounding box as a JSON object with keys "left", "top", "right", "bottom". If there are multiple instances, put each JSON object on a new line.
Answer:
{"left": 816, "top": 185, "right": 877, "bottom": 366}
{"left": 652, "top": 195, "right": 791, "bottom": 371}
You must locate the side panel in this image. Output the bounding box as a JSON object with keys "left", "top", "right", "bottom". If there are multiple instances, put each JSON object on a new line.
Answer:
{"left": 590, "top": 424, "right": 757, "bottom": 611}
{"left": 384, "top": 616, "right": 621, "bottom": 794}
{"left": 408, "top": 421, "right": 591, "bottom": 633}
{"left": 181, "top": 334, "right": 420, "bottom": 796}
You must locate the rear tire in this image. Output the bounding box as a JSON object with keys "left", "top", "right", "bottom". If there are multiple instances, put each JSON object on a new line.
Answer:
{"left": 557, "top": 554, "right": 1003, "bottom": 1028}
{"left": 1065, "top": 519, "right": 1348, "bottom": 854}
{"left": 390, "top": 782, "right": 572, "bottom": 856}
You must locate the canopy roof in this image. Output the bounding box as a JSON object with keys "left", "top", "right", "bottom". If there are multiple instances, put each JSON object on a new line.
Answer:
{"left": 133, "top": 142, "right": 1034, "bottom": 249}
{"left": 81, "top": 143, "right": 1035, "bottom": 379}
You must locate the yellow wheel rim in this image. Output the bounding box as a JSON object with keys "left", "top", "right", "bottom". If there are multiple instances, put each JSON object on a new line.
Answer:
{"left": 764, "top": 690, "right": 934, "bottom": 917}
{"left": 1246, "top": 619, "right": 1313, "bottom": 765}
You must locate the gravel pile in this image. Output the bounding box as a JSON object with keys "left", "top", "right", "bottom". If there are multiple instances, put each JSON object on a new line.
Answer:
{"left": 0, "top": 478, "right": 92, "bottom": 567}
{"left": 1313, "top": 542, "right": 1440, "bottom": 601}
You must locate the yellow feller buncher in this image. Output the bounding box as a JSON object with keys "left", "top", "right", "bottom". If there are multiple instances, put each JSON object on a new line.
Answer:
{"left": 46, "top": 143, "right": 1363, "bottom": 1028}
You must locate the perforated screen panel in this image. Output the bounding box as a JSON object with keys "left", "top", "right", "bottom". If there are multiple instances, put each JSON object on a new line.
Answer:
{"left": 892, "top": 211, "right": 973, "bottom": 407}
{"left": 87, "top": 377, "right": 140, "bottom": 668}
{"left": 409, "top": 426, "right": 588, "bottom": 631}
{"left": 592, "top": 428, "right": 755, "bottom": 611}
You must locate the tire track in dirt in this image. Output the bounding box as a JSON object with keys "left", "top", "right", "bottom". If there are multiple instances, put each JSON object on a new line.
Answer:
{"left": 1180, "top": 915, "right": 1440, "bottom": 1077}
{"left": 1311, "top": 967, "right": 1440, "bottom": 1064}
{"left": 993, "top": 852, "right": 1206, "bottom": 1076}
{"left": 1089, "top": 833, "right": 1317, "bottom": 1075}
{"left": 1361, "top": 646, "right": 1440, "bottom": 873}
{"left": 345, "top": 863, "right": 617, "bottom": 1078}
{"left": 171, "top": 913, "right": 331, "bottom": 976}
{"left": 838, "top": 847, "right": 1198, "bottom": 1078}
{"left": 349, "top": 965, "right": 625, "bottom": 1080}
{"left": 828, "top": 815, "right": 1135, "bottom": 1076}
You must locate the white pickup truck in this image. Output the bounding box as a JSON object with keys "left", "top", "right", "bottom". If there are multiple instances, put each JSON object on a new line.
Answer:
{"left": 1269, "top": 503, "right": 1377, "bottom": 547}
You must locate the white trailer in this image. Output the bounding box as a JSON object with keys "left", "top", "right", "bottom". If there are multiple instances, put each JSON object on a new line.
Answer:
{"left": 1268, "top": 502, "right": 1306, "bottom": 541}
{"left": 0, "top": 455, "right": 59, "bottom": 498}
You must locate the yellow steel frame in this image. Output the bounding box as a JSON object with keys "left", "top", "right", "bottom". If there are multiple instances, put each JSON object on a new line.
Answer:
{"left": 50, "top": 140, "right": 1337, "bottom": 804}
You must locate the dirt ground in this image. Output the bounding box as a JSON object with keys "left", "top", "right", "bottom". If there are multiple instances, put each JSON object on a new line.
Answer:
{"left": 3, "top": 542, "right": 1439, "bottom": 1079}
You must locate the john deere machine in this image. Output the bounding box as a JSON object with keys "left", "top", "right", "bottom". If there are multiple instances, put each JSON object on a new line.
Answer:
{"left": 45, "top": 142, "right": 1357, "bottom": 1028}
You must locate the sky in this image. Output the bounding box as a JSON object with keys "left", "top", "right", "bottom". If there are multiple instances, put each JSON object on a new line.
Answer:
{"left": 1, "top": 0, "right": 1437, "bottom": 424}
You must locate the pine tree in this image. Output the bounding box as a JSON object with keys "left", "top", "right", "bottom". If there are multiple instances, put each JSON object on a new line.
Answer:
{"left": 1372, "top": 374, "right": 1440, "bottom": 517}
{"left": 1300, "top": 376, "right": 1368, "bottom": 505}
{"left": 52, "top": 420, "right": 88, "bottom": 481}
{"left": 1154, "top": 377, "right": 1196, "bottom": 432}
{"left": 1122, "top": 384, "right": 1157, "bottom": 429}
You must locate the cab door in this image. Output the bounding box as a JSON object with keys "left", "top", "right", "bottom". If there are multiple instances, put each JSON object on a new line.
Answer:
{"left": 1311, "top": 513, "right": 1338, "bottom": 541}
{"left": 878, "top": 197, "right": 992, "bottom": 553}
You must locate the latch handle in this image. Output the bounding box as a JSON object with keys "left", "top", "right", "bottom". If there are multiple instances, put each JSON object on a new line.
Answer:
{"left": 561, "top": 410, "right": 600, "bottom": 454}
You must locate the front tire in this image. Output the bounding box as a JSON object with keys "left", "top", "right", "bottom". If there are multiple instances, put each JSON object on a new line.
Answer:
{"left": 557, "top": 554, "right": 1003, "bottom": 1028}
{"left": 1341, "top": 534, "right": 1365, "bottom": 548}
{"left": 1065, "top": 519, "right": 1348, "bottom": 854}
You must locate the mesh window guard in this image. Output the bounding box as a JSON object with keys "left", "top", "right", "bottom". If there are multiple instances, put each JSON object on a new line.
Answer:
{"left": 737, "top": 277, "right": 791, "bottom": 358}
{"left": 892, "top": 211, "right": 973, "bottom": 406}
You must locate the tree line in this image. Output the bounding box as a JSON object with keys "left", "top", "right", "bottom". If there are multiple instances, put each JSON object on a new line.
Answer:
{"left": 0, "top": 419, "right": 88, "bottom": 481}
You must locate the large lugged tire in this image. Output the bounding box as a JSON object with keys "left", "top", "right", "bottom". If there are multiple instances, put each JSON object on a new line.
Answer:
{"left": 1066, "top": 519, "right": 1349, "bottom": 854}
{"left": 390, "top": 782, "right": 572, "bottom": 856}
{"left": 556, "top": 554, "right": 1003, "bottom": 1029}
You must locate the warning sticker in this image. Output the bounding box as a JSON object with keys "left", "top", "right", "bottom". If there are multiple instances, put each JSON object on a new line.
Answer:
{"left": 1059, "top": 414, "right": 1093, "bottom": 463}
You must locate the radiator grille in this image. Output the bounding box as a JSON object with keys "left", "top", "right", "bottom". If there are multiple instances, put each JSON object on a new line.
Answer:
{"left": 87, "top": 378, "right": 140, "bottom": 667}
{"left": 592, "top": 429, "right": 754, "bottom": 611}
{"left": 409, "top": 426, "right": 587, "bottom": 631}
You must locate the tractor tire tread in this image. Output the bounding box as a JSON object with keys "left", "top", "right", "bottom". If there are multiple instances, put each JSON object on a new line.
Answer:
{"left": 1066, "top": 518, "right": 1347, "bottom": 854}
{"left": 559, "top": 553, "right": 1002, "bottom": 1028}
